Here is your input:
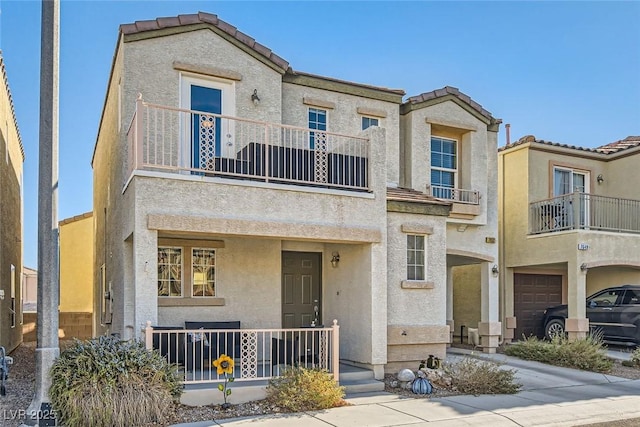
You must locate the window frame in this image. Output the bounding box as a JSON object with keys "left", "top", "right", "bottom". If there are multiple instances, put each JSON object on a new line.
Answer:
{"left": 361, "top": 116, "right": 379, "bottom": 130}
{"left": 157, "top": 239, "right": 225, "bottom": 304}
{"left": 191, "top": 247, "right": 216, "bottom": 298}
{"left": 157, "top": 246, "right": 184, "bottom": 298}
{"left": 308, "top": 107, "right": 327, "bottom": 149}
{"left": 406, "top": 234, "right": 426, "bottom": 281}
{"left": 430, "top": 136, "right": 458, "bottom": 189}
{"left": 10, "top": 264, "right": 16, "bottom": 328}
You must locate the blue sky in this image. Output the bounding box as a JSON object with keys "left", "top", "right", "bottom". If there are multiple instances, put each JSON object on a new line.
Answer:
{"left": 1, "top": 1, "right": 639, "bottom": 268}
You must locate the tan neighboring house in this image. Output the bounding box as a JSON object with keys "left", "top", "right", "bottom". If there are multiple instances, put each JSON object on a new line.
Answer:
{"left": 92, "top": 12, "right": 501, "bottom": 381}
{"left": 499, "top": 135, "right": 640, "bottom": 341}
{"left": 23, "top": 213, "right": 95, "bottom": 342}
{"left": 0, "top": 53, "right": 24, "bottom": 353}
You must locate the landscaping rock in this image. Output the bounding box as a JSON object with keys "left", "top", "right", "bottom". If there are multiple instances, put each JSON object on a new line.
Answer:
{"left": 397, "top": 368, "right": 415, "bottom": 382}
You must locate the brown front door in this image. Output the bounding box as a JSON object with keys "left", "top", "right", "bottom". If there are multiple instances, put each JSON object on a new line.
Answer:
{"left": 514, "top": 273, "right": 562, "bottom": 339}
{"left": 282, "top": 252, "right": 322, "bottom": 328}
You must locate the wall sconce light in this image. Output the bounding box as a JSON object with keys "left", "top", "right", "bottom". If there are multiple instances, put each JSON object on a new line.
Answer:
{"left": 330, "top": 252, "right": 340, "bottom": 268}
{"left": 580, "top": 263, "right": 588, "bottom": 271}
{"left": 251, "top": 89, "right": 260, "bottom": 106}
{"left": 597, "top": 174, "right": 604, "bottom": 184}
{"left": 491, "top": 264, "right": 499, "bottom": 275}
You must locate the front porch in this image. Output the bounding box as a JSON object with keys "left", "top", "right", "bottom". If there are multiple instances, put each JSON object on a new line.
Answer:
{"left": 143, "top": 322, "right": 385, "bottom": 405}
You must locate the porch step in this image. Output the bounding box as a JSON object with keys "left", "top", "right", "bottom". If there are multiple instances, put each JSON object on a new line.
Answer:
{"left": 339, "top": 364, "right": 385, "bottom": 394}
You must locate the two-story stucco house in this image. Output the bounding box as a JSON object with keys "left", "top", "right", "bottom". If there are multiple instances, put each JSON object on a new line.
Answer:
{"left": 92, "top": 12, "right": 501, "bottom": 383}
{"left": 499, "top": 135, "right": 640, "bottom": 342}
{"left": 0, "top": 53, "right": 24, "bottom": 353}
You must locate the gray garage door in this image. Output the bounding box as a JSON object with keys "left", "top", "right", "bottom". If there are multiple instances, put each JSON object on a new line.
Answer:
{"left": 514, "top": 274, "right": 562, "bottom": 339}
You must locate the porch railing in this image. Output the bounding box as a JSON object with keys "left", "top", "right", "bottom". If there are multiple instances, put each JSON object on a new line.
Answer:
{"left": 529, "top": 192, "right": 640, "bottom": 235}
{"left": 126, "top": 97, "right": 370, "bottom": 191}
{"left": 430, "top": 185, "right": 480, "bottom": 204}
{"left": 144, "top": 320, "right": 340, "bottom": 385}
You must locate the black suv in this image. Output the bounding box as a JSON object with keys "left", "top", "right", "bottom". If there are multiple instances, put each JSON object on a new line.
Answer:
{"left": 542, "top": 284, "right": 640, "bottom": 345}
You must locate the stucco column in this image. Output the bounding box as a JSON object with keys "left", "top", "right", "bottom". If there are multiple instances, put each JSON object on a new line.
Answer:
{"left": 566, "top": 260, "right": 589, "bottom": 340}
{"left": 503, "top": 268, "right": 516, "bottom": 342}
{"left": 368, "top": 126, "right": 387, "bottom": 380}
{"left": 478, "top": 262, "right": 501, "bottom": 353}
{"left": 446, "top": 266, "right": 454, "bottom": 345}
{"left": 132, "top": 227, "right": 159, "bottom": 340}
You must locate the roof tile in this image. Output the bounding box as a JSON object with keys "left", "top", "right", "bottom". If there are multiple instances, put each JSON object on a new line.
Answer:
{"left": 177, "top": 14, "right": 201, "bottom": 26}
{"left": 500, "top": 135, "right": 640, "bottom": 156}
{"left": 156, "top": 17, "right": 181, "bottom": 29}
{"left": 197, "top": 12, "right": 219, "bottom": 25}
{"left": 135, "top": 20, "right": 159, "bottom": 32}
{"left": 386, "top": 187, "right": 451, "bottom": 206}
{"left": 405, "top": 86, "right": 494, "bottom": 121}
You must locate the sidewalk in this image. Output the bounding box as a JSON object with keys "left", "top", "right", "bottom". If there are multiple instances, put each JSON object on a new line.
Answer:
{"left": 172, "top": 349, "right": 640, "bottom": 427}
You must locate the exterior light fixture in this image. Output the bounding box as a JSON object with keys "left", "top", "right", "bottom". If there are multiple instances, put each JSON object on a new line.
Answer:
{"left": 330, "top": 252, "right": 340, "bottom": 268}
{"left": 580, "top": 263, "right": 588, "bottom": 271}
{"left": 251, "top": 89, "right": 260, "bottom": 106}
{"left": 491, "top": 264, "right": 499, "bottom": 275}
{"left": 597, "top": 174, "right": 604, "bottom": 184}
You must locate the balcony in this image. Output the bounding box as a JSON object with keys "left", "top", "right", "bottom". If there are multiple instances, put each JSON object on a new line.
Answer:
{"left": 430, "top": 185, "right": 479, "bottom": 205}
{"left": 125, "top": 98, "right": 370, "bottom": 192}
{"left": 530, "top": 193, "right": 640, "bottom": 235}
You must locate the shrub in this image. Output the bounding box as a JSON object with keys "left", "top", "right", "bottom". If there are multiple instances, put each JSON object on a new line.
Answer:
{"left": 443, "top": 357, "right": 521, "bottom": 395}
{"left": 504, "top": 334, "right": 613, "bottom": 372}
{"left": 622, "top": 347, "right": 640, "bottom": 367}
{"left": 49, "top": 336, "right": 182, "bottom": 427}
{"left": 266, "top": 367, "right": 346, "bottom": 412}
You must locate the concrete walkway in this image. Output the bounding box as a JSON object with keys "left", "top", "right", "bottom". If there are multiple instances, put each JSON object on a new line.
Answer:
{"left": 172, "top": 348, "right": 640, "bottom": 427}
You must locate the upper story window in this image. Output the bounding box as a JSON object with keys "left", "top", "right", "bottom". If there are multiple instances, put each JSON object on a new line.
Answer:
{"left": 361, "top": 116, "right": 379, "bottom": 130}
{"left": 308, "top": 108, "right": 327, "bottom": 149}
{"left": 407, "top": 234, "right": 425, "bottom": 281}
{"left": 430, "top": 136, "right": 457, "bottom": 198}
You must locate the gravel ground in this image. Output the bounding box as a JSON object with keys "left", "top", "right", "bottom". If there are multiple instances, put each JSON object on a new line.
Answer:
{"left": 2, "top": 341, "right": 639, "bottom": 426}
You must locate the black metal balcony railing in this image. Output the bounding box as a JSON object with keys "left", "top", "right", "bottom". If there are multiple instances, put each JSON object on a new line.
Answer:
{"left": 530, "top": 193, "right": 640, "bottom": 235}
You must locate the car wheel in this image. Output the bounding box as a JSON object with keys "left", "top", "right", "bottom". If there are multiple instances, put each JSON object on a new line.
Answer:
{"left": 545, "top": 319, "right": 565, "bottom": 340}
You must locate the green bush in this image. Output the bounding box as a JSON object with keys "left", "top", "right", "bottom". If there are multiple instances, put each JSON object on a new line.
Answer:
{"left": 623, "top": 347, "right": 640, "bottom": 367}
{"left": 504, "top": 334, "right": 613, "bottom": 372}
{"left": 266, "top": 367, "right": 346, "bottom": 412}
{"left": 444, "top": 357, "right": 521, "bottom": 395}
{"left": 49, "top": 336, "right": 182, "bottom": 427}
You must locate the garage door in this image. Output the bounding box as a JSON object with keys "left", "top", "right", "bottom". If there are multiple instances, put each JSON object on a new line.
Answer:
{"left": 514, "top": 274, "right": 562, "bottom": 339}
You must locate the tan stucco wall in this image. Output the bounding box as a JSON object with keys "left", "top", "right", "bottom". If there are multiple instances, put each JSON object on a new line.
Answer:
{"left": 452, "top": 264, "right": 482, "bottom": 340}
{"left": 59, "top": 214, "right": 94, "bottom": 313}
{"left": 0, "top": 55, "right": 23, "bottom": 352}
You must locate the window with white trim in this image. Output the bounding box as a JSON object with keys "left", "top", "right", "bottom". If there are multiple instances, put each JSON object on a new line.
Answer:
{"left": 361, "top": 116, "right": 379, "bottom": 130}
{"left": 308, "top": 107, "right": 327, "bottom": 149}
{"left": 430, "top": 136, "right": 457, "bottom": 199}
{"left": 407, "top": 235, "right": 425, "bottom": 281}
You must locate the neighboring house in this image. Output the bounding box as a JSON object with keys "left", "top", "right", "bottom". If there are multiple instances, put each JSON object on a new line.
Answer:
{"left": 92, "top": 12, "right": 501, "bottom": 379}
{"left": 23, "top": 213, "right": 95, "bottom": 342}
{"left": 0, "top": 53, "right": 24, "bottom": 353}
{"left": 22, "top": 266, "right": 37, "bottom": 311}
{"left": 499, "top": 135, "right": 640, "bottom": 341}
{"left": 59, "top": 212, "right": 94, "bottom": 339}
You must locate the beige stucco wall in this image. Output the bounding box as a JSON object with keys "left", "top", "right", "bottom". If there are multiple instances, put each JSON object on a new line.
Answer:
{"left": 59, "top": 214, "right": 94, "bottom": 313}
